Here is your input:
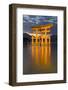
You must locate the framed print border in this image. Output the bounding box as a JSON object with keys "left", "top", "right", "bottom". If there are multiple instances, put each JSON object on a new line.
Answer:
{"left": 9, "top": 4, "right": 66, "bottom": 86}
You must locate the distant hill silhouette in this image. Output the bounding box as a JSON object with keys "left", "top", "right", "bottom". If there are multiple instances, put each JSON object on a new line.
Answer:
{"left": 23, "top": 33, "right": 32, "bottom": 42}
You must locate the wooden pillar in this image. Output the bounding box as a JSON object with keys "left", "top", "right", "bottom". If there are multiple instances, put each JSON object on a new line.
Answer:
{"left": 36, "top": 30, "right": 38, "bottom": 45}
{"left": 45, "top": 30, "right": 47, "bottom": 45}
{"left": 41, "top": 34, "right": 43, "bottom": 45}
{"left": 32, "top": 31, "right": 34, "bottom": 45}
{"left": 32, "top": 35, "right": 34, "bottom": 45}
{"left": 45, "top": 36, "right": 47, "bottom": 45}
{"left": 48, "top": 36, "right": 51, "bottom": 44}
{"left": 48, "top": 30, "right": 51, "bottom": 44}
{"left": 45, "top": 29, "right": 51, "bottom": 44}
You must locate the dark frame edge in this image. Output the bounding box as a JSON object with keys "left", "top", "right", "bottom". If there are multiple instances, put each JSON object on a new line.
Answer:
{"left": 10, "top": 80, "right": 66, "bottom": 86}
{"left": 9, "top": 4, "right": 16, "bottom": 86}
{"left": 9, "top": 3, "right": 66, "bottom": 10}
{"left": 64, "top": 7, "right": 66, "bottom": 83}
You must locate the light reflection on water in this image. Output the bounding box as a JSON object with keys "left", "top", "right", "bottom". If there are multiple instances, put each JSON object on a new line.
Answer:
{"left": 23, "top": 42, "right": 57, "bottom": 75}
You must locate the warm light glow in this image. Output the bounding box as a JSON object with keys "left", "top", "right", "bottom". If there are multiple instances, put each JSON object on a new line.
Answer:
{"left": 31, "top": 24, "right": 52, "bottom": 45}
{"left": 32, "top": 42, "right": 52, "bottom": 69}
{"left": 31, "top": 24, "right": 52, "bottom": 69}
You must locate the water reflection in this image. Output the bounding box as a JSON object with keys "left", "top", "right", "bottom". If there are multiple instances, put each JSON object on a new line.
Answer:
{"left": 32, "top": 42, "right": 52, "bottom": 72}
{"left": 23, "top": 42, "right": 57, "bottom": 74}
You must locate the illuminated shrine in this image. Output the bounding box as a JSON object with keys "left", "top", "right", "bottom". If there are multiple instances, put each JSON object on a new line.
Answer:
{"left": 32, "top": 24, "right": 53, "bottom": 45}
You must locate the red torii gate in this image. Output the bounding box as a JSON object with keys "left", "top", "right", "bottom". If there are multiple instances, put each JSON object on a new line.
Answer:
{"left": 32, "top": 24, "right": 53, "bottom": 45}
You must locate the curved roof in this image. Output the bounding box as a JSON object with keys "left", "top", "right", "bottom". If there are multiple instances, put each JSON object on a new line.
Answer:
{"left": 32, "top": 24, "right": 53, "bottom": 31}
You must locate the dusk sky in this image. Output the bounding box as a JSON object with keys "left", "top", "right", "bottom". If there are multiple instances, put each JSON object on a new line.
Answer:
{"left": 23, "top": 15, "right": 57, "bottom": 35}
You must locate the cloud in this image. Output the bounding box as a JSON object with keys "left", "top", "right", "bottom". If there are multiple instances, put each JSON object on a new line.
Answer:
{"left": 23, "top": 15, "right": 57, "bottom": 24}
{"left": 23, "top": 15, "right": 30, "bottom": 20}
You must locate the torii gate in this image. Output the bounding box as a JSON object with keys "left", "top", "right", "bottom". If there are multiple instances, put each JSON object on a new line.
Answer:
{"left": 32, "top": 24, "right": 53, "bottom": 45}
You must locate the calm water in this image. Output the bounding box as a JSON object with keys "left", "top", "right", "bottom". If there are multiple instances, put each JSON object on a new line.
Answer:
{"left": 23, "top": 42, "right": 57, "bottom": 75}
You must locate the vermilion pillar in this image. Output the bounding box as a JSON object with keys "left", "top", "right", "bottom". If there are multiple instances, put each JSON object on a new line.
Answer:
{"left": 32, "top": 34, "right": 34, "bottom": 45}
{"left": 36, "top": 30, "right": 38, "bottom": 45}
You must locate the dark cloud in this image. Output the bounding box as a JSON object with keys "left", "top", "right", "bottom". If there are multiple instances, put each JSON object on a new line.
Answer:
{"left": 23, "top": 15, "right": 57, "bottom": 35}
